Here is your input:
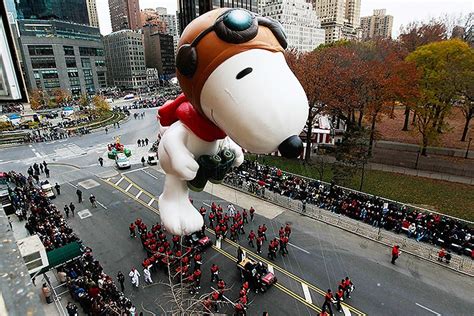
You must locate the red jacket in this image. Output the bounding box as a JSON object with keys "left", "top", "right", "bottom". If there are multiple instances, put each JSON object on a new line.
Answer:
{"left": 392, "top": 246, "right": 400, "bottom": 256}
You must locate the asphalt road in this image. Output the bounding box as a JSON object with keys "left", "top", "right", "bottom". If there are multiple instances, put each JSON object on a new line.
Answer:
{"left": 2, "top": 107, "right": 473, "bottom": 315}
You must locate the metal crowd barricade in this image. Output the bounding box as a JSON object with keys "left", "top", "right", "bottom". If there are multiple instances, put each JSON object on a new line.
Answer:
{"left": 222, "top": 176, "right": 473, "bottom": 276}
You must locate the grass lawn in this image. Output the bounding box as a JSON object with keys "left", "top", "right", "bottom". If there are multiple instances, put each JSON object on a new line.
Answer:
{"left": 251, "top": 155, "right": 474, "bottom": 222}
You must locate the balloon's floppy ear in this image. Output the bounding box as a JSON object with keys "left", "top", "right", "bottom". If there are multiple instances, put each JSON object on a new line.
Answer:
{"left": 176, "top": 44, "right": 198, "bottom": 77}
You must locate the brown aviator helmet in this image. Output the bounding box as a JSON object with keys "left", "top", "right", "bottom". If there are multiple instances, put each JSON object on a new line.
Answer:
{"left": 175, "top": 8, "right": 288, "bottom": 114}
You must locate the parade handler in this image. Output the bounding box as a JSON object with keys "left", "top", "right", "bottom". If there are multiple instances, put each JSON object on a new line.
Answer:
{"left": 158, "top": 8, "right": 308, "bottom": 235}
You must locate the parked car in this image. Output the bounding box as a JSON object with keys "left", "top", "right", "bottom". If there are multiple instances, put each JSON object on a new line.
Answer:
{"left": 41, "top": 183, "right": 56, "bottom": 199}
{"left": 147, "top": 152, "right": 158, "bottom": 165}
{"left": 123, "top": 94, "right": 134, "bottom": 100}
{"left": 115, "top": 153, "right": 131, "bottom": 169}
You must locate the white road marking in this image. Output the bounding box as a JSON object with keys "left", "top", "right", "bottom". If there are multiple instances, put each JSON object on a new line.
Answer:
{"left": 135, "top": 191, "right": 142, "bottom": 199}
{"left": 288, "top": 242, "right": 310, "bottom": 254}
{"left": 67, "top": 182, "right": 78, "bottom": 188}
{"left": 301, "top": 283, "right": 312, "bottom": 304}
{"left": 142, "top": 169, "right": 159, "bottom": 180}
{"left": 125, "top": 183, "right": 133, "bottom": 192}
{"left": 203, "top": 202, "right": 211, "bottom": 207}
{"left": 121, "top": 167, "right": 148, "bottom": 175}
{"left": 28, "top": 145, "right": 32, "bottom": 148}
{"left": 267, "top": 264, "right": 274, "bottom": 274}
{"left": 115, "top": 177, "right": 124, "bottom": 185}
{"left": 97, "top": 201, "right": 108, "bottom": 210}
{"left": 31, "top": 148, "right": 42, "bottom": 158}
{"left": 342, "top": 305, "right": 351, "bottom": 316}
{"left": 215, "top": 238, "right": 221, "bottom": 249}
{"left": 77, "top": 209, "right": 92, "bottom": 219}
{"left": 147, "top": 198, "right": 155, "bottom": 206}
{"left": 0, "top": 161, "right": 14, "bottom": 165}
{"left": 416, "top": 303, "right": 441, "bottom": 315}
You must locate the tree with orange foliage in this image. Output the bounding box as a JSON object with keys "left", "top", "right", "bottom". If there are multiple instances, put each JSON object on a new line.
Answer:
{"left": 354, "top": 40, "right": 419, "bottom": 155}
{"left": 51, "top": 88, "right": 70, "bottom": 107}
{"left": 29, "top": 89, "right": 47, "bottom": 110}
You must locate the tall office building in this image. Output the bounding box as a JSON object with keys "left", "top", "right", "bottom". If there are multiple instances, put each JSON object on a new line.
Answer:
{"left": 312, "top": 0, "right": 361, "bottom": 43}
{"left": 0, "top": 0, "right": 28, "bottom": 102}
{"left": 360, "top": 9, "right": 393, "bottom": 40}
{"left": 86, "top": 0, "right": 100, "bottom": 28}
{"left": 15, "top": 0, "right": 90, "bottom": 25}
{"left": 141, "top": 8, "right": 167, "bottom": 33}
{"left": 17, "top": 20, "right": 106, "bottom": 95}
{"left": 103, "top": 30, "right": 146, "bottom": 90}
{"left": 261, "top": 0, "right": 325, "bottom": 52}
{"left": 178, "top": 0, "right": 258, "bottom": 34}
{"left": 156, "top": 7, "right": 179, "bottom": 54}
{"left": 143, "top": 26, "right": 175, "bottom": 79}
{"left": 108, "top": 0, "right": 141, "bottom": 32}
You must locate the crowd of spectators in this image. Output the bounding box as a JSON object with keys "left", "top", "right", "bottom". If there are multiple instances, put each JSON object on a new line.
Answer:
{"left": 226, "top": 160, "right": 473, "bottom": 258}
{"left": 61, "top": 250, "right": 135, "bottom": 315}
{"left": 4, "top": 171, "right": 135, "bottom": 314}
{"left": 0, "top": 102, "right": 23, "bottom": 114}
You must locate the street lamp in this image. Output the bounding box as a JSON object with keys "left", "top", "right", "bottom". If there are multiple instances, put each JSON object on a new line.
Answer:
{"left": 465, "top": 138, "right": 472, "bottom": 159}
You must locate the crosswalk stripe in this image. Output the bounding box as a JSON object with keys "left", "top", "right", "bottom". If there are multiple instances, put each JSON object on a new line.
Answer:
{"left": 135, "top": 191, "right": 142, "bottom": 199}
{"left": 115, "top": 177, "right": 124, "bottom": 186}
{"left": 125, "top": 183, "right": 133, "bottom": 192}
{"left": 147, "top": 198, "right": 155, "bottom": 206}
{"left": 216, "top": 238, "right": 221, "bottom": 249}
{"left": 302, "top": 283, "right": 312, "bottom": 304}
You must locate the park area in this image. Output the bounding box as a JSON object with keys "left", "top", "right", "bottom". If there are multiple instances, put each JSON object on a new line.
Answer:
{"left": 376, "top": 106, "right": 473, "bottom": 150}
{"left": 255, "top": 155, "right": 474, "bottom": 222}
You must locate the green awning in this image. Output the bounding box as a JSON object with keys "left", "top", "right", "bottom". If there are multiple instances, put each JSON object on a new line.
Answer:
{"left": 46, "top": 242, "right": 83, "bottom": 268}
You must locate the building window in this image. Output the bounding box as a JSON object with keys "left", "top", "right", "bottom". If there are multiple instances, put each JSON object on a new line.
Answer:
{"left": 97, "top": 71, "right": 106, "bottom": 88}
{"left": 28, "top": 45, "right": 54, "bottom": 56}
{"left": 41, "top": 70, "right": 60, "bottom": 89}
{"left": 64, "top": 46, "right": 75, "bottom": 56}
{"left": 31, "top": 58, "right": 56, "bottom": 69}
{"left": 65, "top": 58, "right": 77, "bottom": 68}
{"left": 95, "top": 60, "right": 105, "bottom": 67}
{"left": 81, "top": 58, "right": 91, "bottom": 68}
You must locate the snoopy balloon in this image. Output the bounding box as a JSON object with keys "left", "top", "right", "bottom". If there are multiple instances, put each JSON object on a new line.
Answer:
{"left": 157, "top": 8, "right": 308, "bottom": 235}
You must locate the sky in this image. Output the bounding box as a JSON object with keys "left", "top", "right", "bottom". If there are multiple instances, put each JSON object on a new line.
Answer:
{"left": 97, "top": 0, "right": 473, "bottom": 37}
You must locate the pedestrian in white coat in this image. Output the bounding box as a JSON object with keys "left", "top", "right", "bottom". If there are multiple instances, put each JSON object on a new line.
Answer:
{"left": 143, "top": 266, "right": 153, "bottom": 284}
{"left": 129, "top": 268, "right": 140, "bottom": 287}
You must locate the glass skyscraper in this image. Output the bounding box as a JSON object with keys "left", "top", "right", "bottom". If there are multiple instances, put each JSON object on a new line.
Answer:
{"left": 15, "top": 0, "right": 89, "bottom": 25}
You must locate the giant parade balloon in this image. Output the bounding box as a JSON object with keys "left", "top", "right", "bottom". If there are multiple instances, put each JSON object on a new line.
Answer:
{"left": 157, "top": 8, "right": 308, "bottom": 235}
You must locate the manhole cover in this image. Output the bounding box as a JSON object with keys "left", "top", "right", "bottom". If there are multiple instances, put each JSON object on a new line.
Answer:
{"left": 78, "top": 209, "right": 92, "bottom": 219}
{"left": 78, "top": 179, "right": 100, "bottom": 189}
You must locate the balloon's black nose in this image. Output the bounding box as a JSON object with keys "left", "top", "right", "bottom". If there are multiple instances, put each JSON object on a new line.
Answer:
{"left": 278, "top": 135, "right": 303, "bottom": 158}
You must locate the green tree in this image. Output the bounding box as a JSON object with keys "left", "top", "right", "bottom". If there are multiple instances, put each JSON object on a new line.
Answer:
{"left": 332, "top": 124, "right": 370, "bottom": 187}
{"left": 407, "top": 39, "right": 472, "bottom": 154}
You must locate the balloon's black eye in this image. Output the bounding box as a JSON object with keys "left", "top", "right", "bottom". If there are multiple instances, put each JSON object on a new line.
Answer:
{"left": 236, "top": 67, "right": 253, "bottom": 80}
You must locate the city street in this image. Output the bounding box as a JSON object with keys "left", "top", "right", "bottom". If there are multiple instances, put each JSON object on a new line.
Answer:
{"left": 3, "top": 109, "right": 473, "bottom": 315}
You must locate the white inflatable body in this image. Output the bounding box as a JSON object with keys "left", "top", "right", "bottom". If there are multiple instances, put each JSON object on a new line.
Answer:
{"left": 158, "top": 49, "right": 308, "bottom": 236}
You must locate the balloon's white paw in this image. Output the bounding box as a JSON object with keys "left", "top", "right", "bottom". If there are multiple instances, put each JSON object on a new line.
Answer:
{"left": 171, "top": 152, "right": 199, "bottom": 180}
{"left": 159, "top": 195, "right": 203, "bottom": 236}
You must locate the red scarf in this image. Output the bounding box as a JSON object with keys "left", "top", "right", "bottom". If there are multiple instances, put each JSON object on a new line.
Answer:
{"left": 158, "top": 93, "right": 226, "bottom": 142}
